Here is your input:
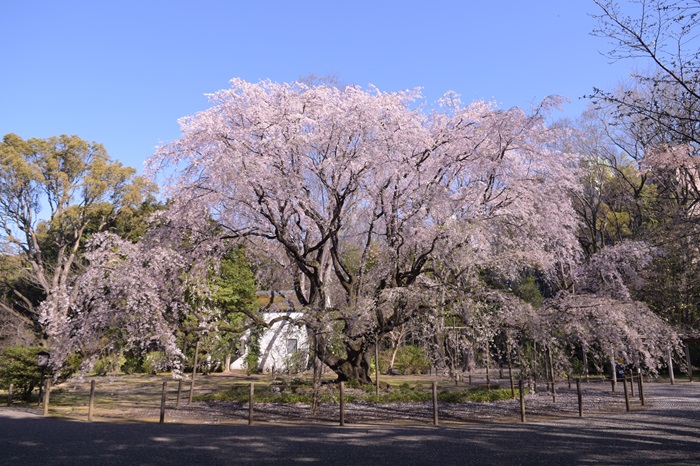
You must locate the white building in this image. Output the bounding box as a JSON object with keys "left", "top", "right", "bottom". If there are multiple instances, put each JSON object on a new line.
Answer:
{"left": 230, "top": 291, "right": 309, "bottom": 373}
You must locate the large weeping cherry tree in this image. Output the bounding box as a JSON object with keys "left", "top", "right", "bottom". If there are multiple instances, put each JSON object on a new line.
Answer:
{"left": 149, "top": 79, "right": 581, "bottom": 382}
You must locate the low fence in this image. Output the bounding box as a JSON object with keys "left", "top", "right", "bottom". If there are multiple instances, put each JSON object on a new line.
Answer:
{"left": 11, "top": 372, "right": 658, "bottom": 427}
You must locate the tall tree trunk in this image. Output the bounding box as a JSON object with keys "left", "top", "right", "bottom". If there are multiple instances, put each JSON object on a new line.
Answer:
{"left": 387, "top": 327, "right": 405, "bottom": 374}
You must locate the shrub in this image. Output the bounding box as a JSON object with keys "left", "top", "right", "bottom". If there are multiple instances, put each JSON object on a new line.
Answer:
{"left": 120, "top": 352, "right": 144, "bottom": 374}
{"left": 365, "top": 386, "right": 432, "bottom": 403}
{"left": 0, "top": 346, "right": 46, "bottom": 401}
{"left": 144, "top": 351, "right": 170, "bottom": 374}
{"left": 345, "top": 379, "right": 361, "bottom": 389}
{"left": 243, "top": 330, "right": 261, "bottom": 375}
{"left": 194, "top": 383, "right": 318, "bottom": 404}
{"left": 194, "top": 380, "right": 512, "bottom": 405}
{"left": 436, "top": 385, "right": 512, "bottom": 403}
{"left": 361, "top": 383, "right": 376, "bottom": 394}
{"left": 467, "top": 386, "right": 512, "bottom": 403}
{"left": 284, "top": 349, "right": 307, "bottom": 375}
{"left": 437, "top": 389, "right": 472, "bottom": 403}
{"left": 392, "top": 346, "right": 431, "bottom": 375}
{"left": 92, "top": 352, "right": 126, "bottom": 376}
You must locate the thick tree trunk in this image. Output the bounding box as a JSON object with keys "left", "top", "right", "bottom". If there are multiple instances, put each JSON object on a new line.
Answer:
{"left": 462, "top": 344, "right": 475, "bottom": 372}
{"left": 314, "top": 332, "right": 373, "bottom": 384}
{"left": 332, "top": 345, "right": 373, "bottom": 383}
{"left": 333, "top": 358, "right": 372, "bottom": 383}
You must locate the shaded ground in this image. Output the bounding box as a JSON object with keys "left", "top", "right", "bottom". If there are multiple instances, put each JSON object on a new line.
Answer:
{"left": 1, "top": 382, "right": 699, "bottom": 465}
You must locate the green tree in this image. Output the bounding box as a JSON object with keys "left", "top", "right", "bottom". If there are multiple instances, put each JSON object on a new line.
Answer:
{"left": 513, "top": 275, "right": 544, "bottom": 309}
{"left": 0, "top": 133, "right": 155, "bottom": 341}
{"left": 640, "top": 245, "right": 700, "bottom": 333}
{"left": 213, "top": 247, "right": 258, "bottom": 316}
{"left": 211, "top": 246, "right": 258, "bottom": 371}
{"left": 176, "top": 246, "right": 259, "bottom": 373}
{"left": 0, "top": 249, "right": 41, "bottom": 347}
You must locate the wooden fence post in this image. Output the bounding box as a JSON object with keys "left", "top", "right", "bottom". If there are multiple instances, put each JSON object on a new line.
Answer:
{"left": 629, "top": 373, "right": 634, "bottom": 397}
{"left": 432, "top": 381, "right": 439, "bottom": 426}
{"left": 508, "top": 354, "right": 515, "bottom": 399}
{"left": 375, "top": 341, "right": 380, "bottom": 396}
{"left": 668, "top": 347, "right": 675, "bottom": 385}
{"left": 159, "top": 381, "right": 167, "bottom": 424}
{"left": 88, "top": 380, "right": 96, "bottom": 422}
{"left": 339, "top": 382, "right": 345, "bottom": 426}
{"left": 485, "top": 351, "right": 491, "bottom": 389}
{"left": 519, "top": 379, "right": 526, "bottom": 423}
{"left": 248, "top": 382, "right": 254, "bottom": 425}
{"left": 548, "top": 347, "right": 556, "bottom": 403}
{"left": 43, "top": 378, "right": 51, "bottom": 416}
{"left": 623, "top": 376, "right": 630, "bottom": 412}
{"left": 610, "top": 349, "right": 617, "bottom": 392}
{"left": 176, "top": 380, "right": 183, "bottom": 409}
{"left": 638, "top": 368, "right": 645, "bottom": 406}
{"left": 576, "top": 378, "right": 583, "bottom": 418}
{"left": 533, "top": 342, "right": 538, "bottom": 394}
{"left": 188, "top": 340, "right": 200, "bottom": 405}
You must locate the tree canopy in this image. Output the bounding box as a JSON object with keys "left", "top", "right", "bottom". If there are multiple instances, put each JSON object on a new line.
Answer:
{"left": 0, "top": 133, "right": 156, "bottom": 344}
{"left": 147, "top": 79, "right": 586, "bottom": 381}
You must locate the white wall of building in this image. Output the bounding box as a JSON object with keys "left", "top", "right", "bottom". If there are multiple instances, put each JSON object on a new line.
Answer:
{"left": 230, "top": 312, "right": 309, "bottom": 373}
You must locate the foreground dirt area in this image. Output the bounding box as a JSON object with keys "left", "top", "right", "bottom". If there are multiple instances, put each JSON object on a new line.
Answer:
{"left": 10, "top": 369, "right": 663, "bottom": 426}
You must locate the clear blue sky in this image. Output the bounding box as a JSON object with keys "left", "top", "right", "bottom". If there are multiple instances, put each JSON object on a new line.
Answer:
{"left": 1, "top": 1, "right": 640, "bottom": 174}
